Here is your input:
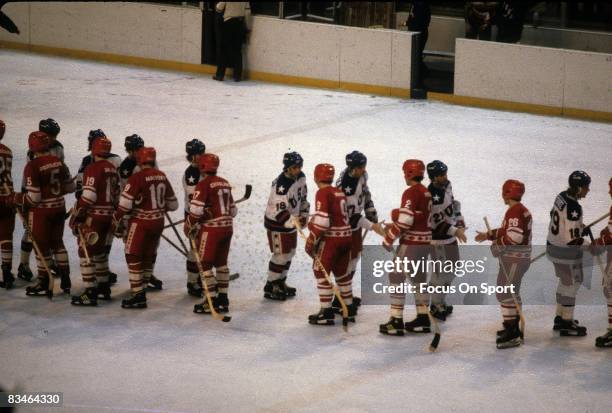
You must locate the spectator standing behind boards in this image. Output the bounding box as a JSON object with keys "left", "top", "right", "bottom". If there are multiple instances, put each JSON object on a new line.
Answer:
{"left": 213, "top": 2, "right": 251, "bottom": 82}
{"left": 496, "top": 1, "right": 528, "bottom": 43}
{"left": 465, "top": 2, "right": 497, "bottom": 41}
{"left": 406, "top": 1, "right": 431, "bottom": 77}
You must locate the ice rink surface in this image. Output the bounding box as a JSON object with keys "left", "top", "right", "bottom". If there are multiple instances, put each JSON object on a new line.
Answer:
{"left": 0, "top": 50, "right": 611, "bottom": 412}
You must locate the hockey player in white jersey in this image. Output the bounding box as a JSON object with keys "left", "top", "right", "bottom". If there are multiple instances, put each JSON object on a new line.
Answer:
{"left": 334, "top": 151, "right": 384, "bottom": 313}
{"left": 426, "top": 160, "right": 467, "bottom": 321}
{"left": 546, "top": 170, "right": 591, "bottom": 337}
{"left": 263, "top": 152, "right": 309, "bottom": 300}
{"left": 182, "top": 139, "right": 206, "bottom": 297}
{"left": 17, "top": 118, "right": 65, "bottom": 282}
{"left": 118, "top": 134, "right": 144, "bottom": 190}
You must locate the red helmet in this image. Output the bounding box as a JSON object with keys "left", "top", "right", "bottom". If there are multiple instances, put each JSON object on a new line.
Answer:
{"left": 92, "top": 136, "right": 112, "bottom": 157}
{"left": 136, "top": 146, "right": 156, "bottom": 165}
{"left": 0, "top": 120, "right": 5, "bottom": 140}
{"left": 502, "top": 179, "right": 525, "bottom": 201}
{"left": 402, "top": 159, "right": 425, "bottom": 180}
{"left": 314, "top": 163, "right": 335, "bottom": 184}
{"left": 28, "top": 131, "right": 50, "bottom": 153}
{"left": 199, "top": 153, "right": 219, "bottom": 173}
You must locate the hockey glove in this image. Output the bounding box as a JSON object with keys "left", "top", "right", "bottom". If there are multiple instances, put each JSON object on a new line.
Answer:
{"left": 365, "top": 207, "right": 378, "bottom": 224}
{"left": 305, "top": 233, "right": 319, "bottom": 259}
{"left": 299, "top": 213, "right": 309, "bottom": 228}
{"left": 349, "top": 213, "right": 362, "bottom": 229}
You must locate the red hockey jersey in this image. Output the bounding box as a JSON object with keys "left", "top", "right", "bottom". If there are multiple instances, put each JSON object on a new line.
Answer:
{"left": 116, "top": 168, "right": 178, "bottom": 222}
{"left": 21, "top": 155, "right": 73, "bottom": 209}
{"left": 189, "top": 175, "right": 236, "bottom": 229}
{"left": 384, "top": 183, "right": 432, "bottom": 247}
{"left": 489, "top": 202, "right": 532, "bottom": 259}
{"left": 78, "top": 159, "right": 119, "bottom": 217}
{"left": 309, "top": 186, "right": 351, "bottom": 239}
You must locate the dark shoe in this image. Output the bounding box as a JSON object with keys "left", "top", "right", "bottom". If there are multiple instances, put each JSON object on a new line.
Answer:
{"left": 263, "top": 280, "right": 286, "bottom": 301}
{"left": 332, "top": 296, "right": 361, "bottom": 314}
{"left": 25, "top": 278, "right": 50, "bottom": 296}
{"left": 496, "top": 319, "right": 521, "bottom": 349}
{"left": 279, "top": 277, "right": 296, "bottom": 297}
{"left": 71, "top": 288, "right": 98, "bottom": 306}
{"left": 308, "top": 307, "right": 335, "bottom": 325}
{"left": 193, "top": 296, "right": 220, "bottom": 314}
{"left": 147, "top": 275, "right": 163, "bottom": 290}
{"left": 1, "top": 264, "right": 15, "bottom": 289}
{"left": 121, "top": 291, "right": 147, "bottom": 309}
{"left": 97, "top": 282, "right": 112, "bottom": 300}
{"left": 212, "top": 75, "right": 223, "bottom": 81}
{"left": 379, "top": 317, "right": 405, "bottom": 336}
{"left": 553, "top": 315, "right": 579, "bottom": 331}
{"left": 217, "top": 293, "right": 229, "bottom": 313}
{"left": 595, "top": 329, "right": 612, "bottom": 348}
{"left": 17, "top": 263, "right": 33, "bottom": 282}
{"left": 59, "top": 270, "right": 71, "bottom": 294}
{"left": 404, "top": 314, "right": 431, "bottom": 333}
{"left": 559, "top": 319, "right": 587, "bottom": 337}
{"left": 187, "top": 282, "right": 203, "bottom": 298}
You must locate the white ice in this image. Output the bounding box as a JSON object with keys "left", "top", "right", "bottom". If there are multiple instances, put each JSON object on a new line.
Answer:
{"left": 0, "top": 50, "right": 611, "bottom": 413}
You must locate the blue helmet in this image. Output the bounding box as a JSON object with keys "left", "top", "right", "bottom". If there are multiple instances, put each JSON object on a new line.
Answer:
{"left": 345, "top": 150, "right": 367, "bottom": 169}
{"left": 125, "top": 134, "right": 144, "bottom": 151}
{"left": 427, "top": 160, "right": 448, "bottom": 180}
{"left": 88, "top": 129, "right": 106, "bottom": 150}
{"left": 283, "top": 151, "right": 303, "bottom": 170}
{"left": 39, "top": 118, "right": 60, "bottom": 136}
{"left": 186, "top": 139, "right": 206, "bottom": 156}
{"left": 568, "top": 170, "right": 591, "bottom": 188}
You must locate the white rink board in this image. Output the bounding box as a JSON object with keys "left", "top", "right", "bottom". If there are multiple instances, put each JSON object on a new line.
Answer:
{"left": 563, "top": 50, "right": 612, "bottom": 113}
{"left": 455, "top": 39, "right": 565, "bottom": 107}
{"left": 454, "top": 39, "right": 612, "bottom": 113}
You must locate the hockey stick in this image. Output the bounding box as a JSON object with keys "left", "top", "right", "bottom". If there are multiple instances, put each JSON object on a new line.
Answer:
{"left": 165, "top": 212, "right": 189, "bottom": 255}
{"left": 4, "top": 183, "right": 55, "bottom": 300}
{"left": 293, "top": 217, "right": 350, "bottom": 331}
{"left": 190, "top": 237, "right": 231, "bottom": 322}
{"left": 77, "top": 227, "right": 92, "bottom": 265}
{"left": 161, "top": 233, "right": 188, "bottom": 258}
{"left": 484, "top": 217, "right": 525, "bottom": 337}
{"left": 163, "top": 187, "right": 253, "bottom": 230}
{"left": 529, "top": 212, "right": 611, "bottom": 264}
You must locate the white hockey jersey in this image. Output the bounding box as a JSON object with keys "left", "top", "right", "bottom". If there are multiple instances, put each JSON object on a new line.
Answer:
{"left": 335, "top": 168, "right": 376, "bottom": 231}
{"left": 264, "top": 171, "right": 309, "bottom": 232}
{"left": 547, "top": 191, "right": 584, "bottom": 247}
{"left": 428, "top": 181, "right": 461, "bottom": 245}
{"left": 182, "top": 163, "right": 200, "bottom": 214}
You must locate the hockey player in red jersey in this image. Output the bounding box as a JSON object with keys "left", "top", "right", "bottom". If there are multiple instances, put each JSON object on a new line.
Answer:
{"left": 186, "top": 153, "right": 236, "bottom": 315}
{"left": 7, "top": 131, "right": 75, "bottom": 296}
{"left": 304, "top": 163, "right": 354, "bottom": 325}
{"left": 379, "top": 159, "right": 432, "bottom": 336}
{"left": 17, "top": 118, "right": 65, "bottom": 283}
{"left": 476, "top": 179, "right": 532, "bottom": 349}
{"left": 592, "top": 178, "right": 612, "bottom": 348}
{"left": 70, "top": 137, "right": 119, "bottom": 306}
{"left": 112, "top": 147, "right": 178, "bottom": 309}
{"left": 183, "top": 139, "right": 206, "bottom": 298}
{"left": 0, "top": 119, "right": 16, "bottom": 289}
